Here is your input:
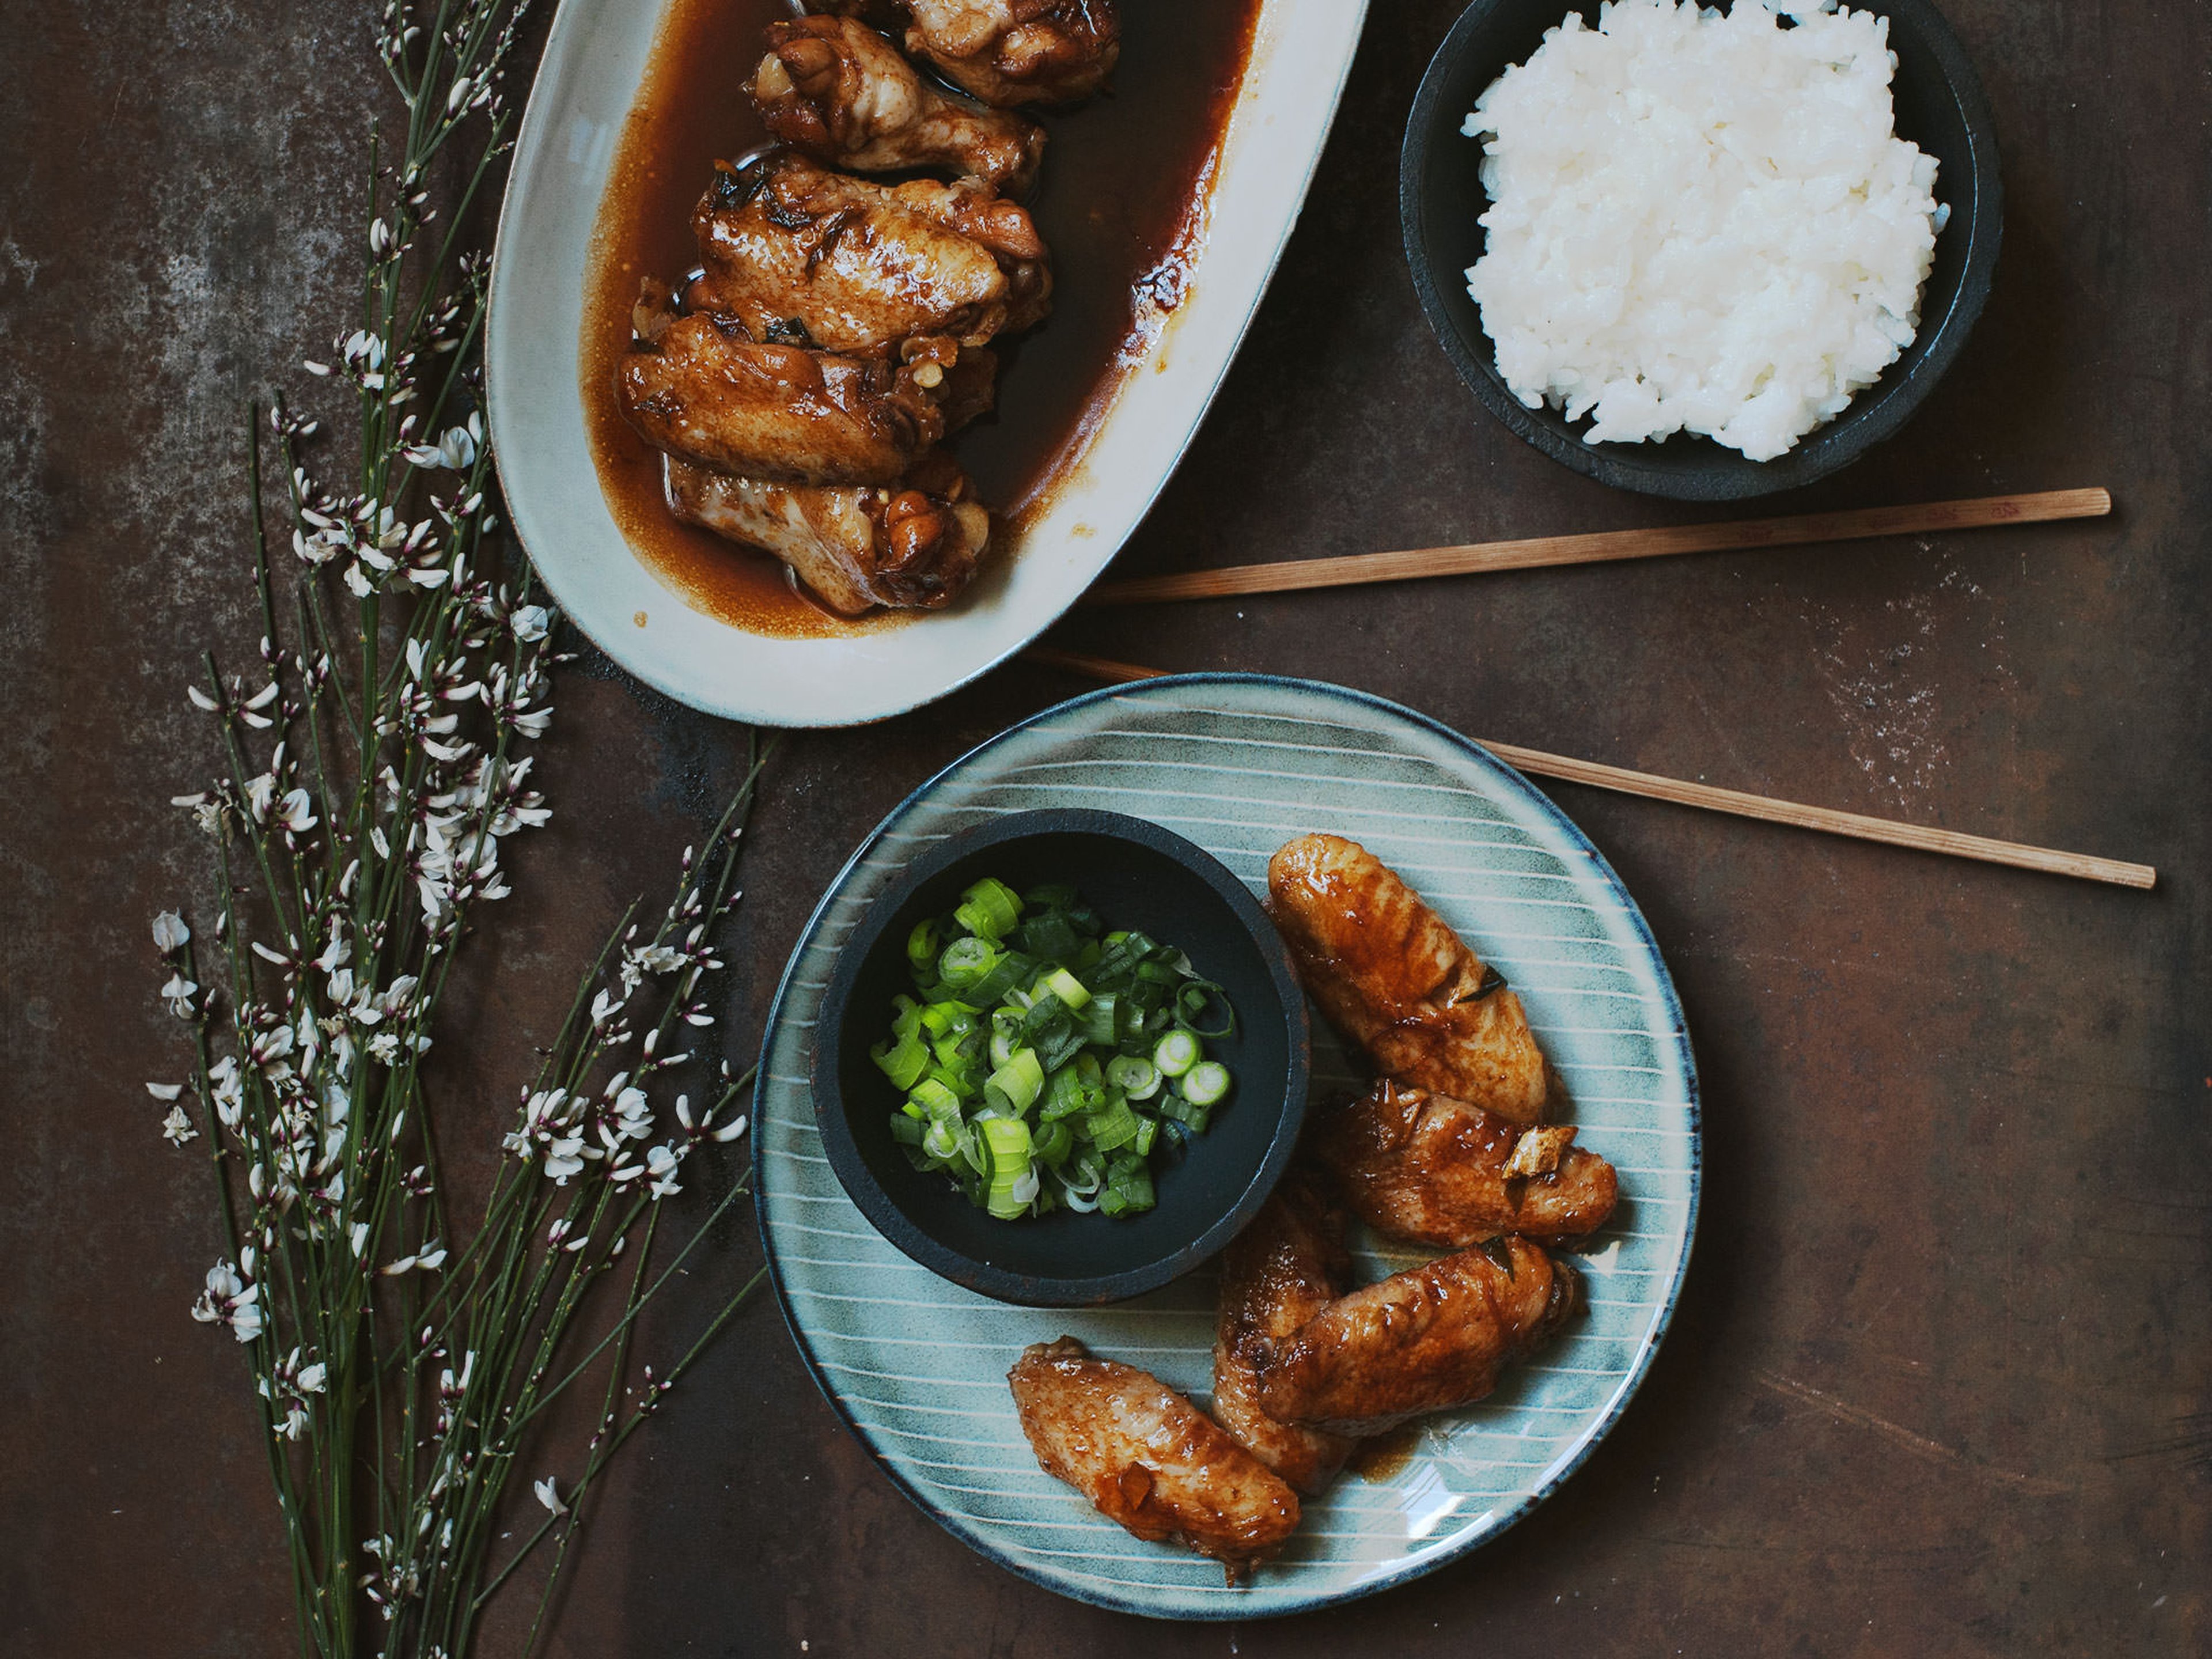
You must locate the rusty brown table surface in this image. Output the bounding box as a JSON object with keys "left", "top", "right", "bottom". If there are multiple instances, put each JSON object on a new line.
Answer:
{"left": 5, "top": 0, "right": 2208, "bottom": 1653}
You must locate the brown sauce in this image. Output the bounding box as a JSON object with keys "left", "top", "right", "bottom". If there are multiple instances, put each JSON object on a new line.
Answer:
{"left": 1348, "top": 1425, "right": 1422, "bottom": 1482}
{"left": 580, "top": 0, "right": 1264, "bottom": 638}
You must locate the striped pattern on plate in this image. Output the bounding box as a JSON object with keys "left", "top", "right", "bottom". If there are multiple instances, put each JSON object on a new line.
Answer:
{"left": 753, "top": 675, "right": 1699, "bottom": 1619}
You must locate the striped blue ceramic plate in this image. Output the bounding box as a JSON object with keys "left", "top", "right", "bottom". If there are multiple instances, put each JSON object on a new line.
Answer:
{"left": 753, "top": 675, "right": 1699, "bottom": 1619}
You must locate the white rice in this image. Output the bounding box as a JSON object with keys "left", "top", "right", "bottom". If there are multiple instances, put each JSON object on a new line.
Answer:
{"left": 1462, "top": 0, "right": 1945, "bottom": 461}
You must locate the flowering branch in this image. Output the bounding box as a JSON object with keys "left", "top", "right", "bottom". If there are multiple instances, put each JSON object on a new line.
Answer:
{"left": 146, "top": 3, "right": 770, "bottom": 1656}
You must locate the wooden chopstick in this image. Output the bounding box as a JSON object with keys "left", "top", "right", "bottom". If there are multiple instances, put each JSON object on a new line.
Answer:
{"left": 1085, "top": 487, "right": 2112, "bottom": 604}
{"left": 1019, "top": 648, "right": 2158, "bottom": 891}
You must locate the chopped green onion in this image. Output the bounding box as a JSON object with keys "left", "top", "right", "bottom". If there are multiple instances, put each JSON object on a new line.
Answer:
{"left": 955, "top": 877, "right": 1022, "bottom": 941}
{"left": 1180, "top": 1060, "right": 1231, "bottom": 1108}
{"left": 1087, "top": 1097, "right": 1143, "bottom": 1153}
{"left": 1105, "top": 1055, "right": 1161, "bottom": 1100}
{"left": 1099, "top": 1159, "right": 1155, "bottom": 1217}
{"left": 909, "top": 1077, "right": 962, "bottom": 1119}
{"left": 980, "top": 1118, "right": 1035, "bottom": 1218}
{"left": 1034, "top": 1118, "right": 1074, "bottom": 1167}
{"left": 1152, "top": 1030, "right": 1200, "bottom": 1078}
{"left": 881, "top": 874, "right": 1233, "bottom": 1225}
{"left": 1040, "top": 967, "right": 1091, "bottom": 1009}
{"left": 985, "top": 1046, "right": 1044, "bottom": 1115}
{"left": 872, "top": 1029, "right": 929, "bottom": 1091}
{"left": 1175, "top": 979, "right": 1236, "bottom": 1039}
{"left": 938, "top": 935, "right": 1000, "bottom": 991}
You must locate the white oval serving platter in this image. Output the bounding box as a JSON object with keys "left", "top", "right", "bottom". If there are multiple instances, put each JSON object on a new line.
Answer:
{"left": 487, "top": 0, "right": 1368, "bottom": 728}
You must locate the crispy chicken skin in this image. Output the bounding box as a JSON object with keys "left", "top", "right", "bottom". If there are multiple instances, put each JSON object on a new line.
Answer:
{"left": 691, "top": 154, "right": 1050, "bottom": 357}
{"left": 661, "top": 453, "right": 988, "bottom": 614}
{"left": 823, "top": 0, "right": 1120, "bottom": 107}
{"left": 1252, "top": 1238, "right": 1580, "bottom": 1437}
{"left": 616, "top": 312, "right": 944, "bottom": 486}
{"left": 1317, "top": 1080, "right": 1618, "bottom": 1247}
{"left": 747, "top": 15, "right": 1044, "bottom": 192}
{"left": 1009, "top": 1337, "right": 1300, "bottom": 1583}
{"left": 1267, "top": 834, "right": 1549, "bottom": 1125}
{"left": 1211, "top": 1172, "right": 1358, "bottom": 1495}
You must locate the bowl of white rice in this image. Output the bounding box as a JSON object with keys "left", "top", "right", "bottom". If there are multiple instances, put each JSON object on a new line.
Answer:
{"left": 1402, "top": 0, "right": 2001, "bottom": 499}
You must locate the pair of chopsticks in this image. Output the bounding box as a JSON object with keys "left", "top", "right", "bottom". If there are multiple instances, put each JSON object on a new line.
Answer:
{"left": 1086, "top": 488, "right": 2112, "bottom": 604}
{"left": 1027, "top": 488, "right": 2156, "bottom": 891}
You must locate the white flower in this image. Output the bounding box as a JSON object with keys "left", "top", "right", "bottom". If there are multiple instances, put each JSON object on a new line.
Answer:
{"left": 208, "top": 1055, "right": 244, "bottom": 1128}
{"left": 533, "top": 1478, "right": 567, "bottom": 1517}
{"left": 151, "top": 911, "right": 191, "bottom": 953}
{"left": 275, "top": 787, "right": 319, "bottom": 835}
{"left": 403, "top": 422, "right": 478, "bottom": 472}
{"left": 296, "top": 1359, "right": 327, "bottom": 1393}
{"left": 160, "top": 971, "right": 199, "bottom": 1018}
{"left": 161, "top": 1106, "right": 199, "bottom": 1146}
{"left": 510, "top": 604, "right": 551, "bottom": 642}
{"left": 645, "top": 1142, "right": 684, "bottom": 1199}
{"left": 350, "top": 1221, "right": 370, "bottom": 1257}
{"left": 190, "top": 1261, "right": 263, "bottom": 1343}
{"left": 146, "top": 1081, "right": 184, "bottom": 1101}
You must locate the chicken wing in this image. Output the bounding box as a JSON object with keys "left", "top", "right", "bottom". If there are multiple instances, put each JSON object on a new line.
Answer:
{"left": 1252, "top": 1238, "right": 1580, "bottom": 1437}
{"left": 662, "top": 452, "right": 988, "bottom": 614}
{"left": 690, "top": 154, "right": 1050, "bottom": 357}
{"left": 1316, "top": 1080, "right": 1618, "bottom": 1247}
{"left": 1009, "top": 1336, "right": 1300, "bottom": 1583}
{"left": 616, "top": 311, "right": 944, "bottom": 486}
{"left": 747, "top": 15, "right": 1044, "bottom": 193}
{"left": 1211, "top": 1172, "right": 1357, "bottom": 1495}
{"left": 819, "top": 0, "right": 1119, "bottom": 106}
{"left": 1266, "top": 834, "right": 1548, "bottom": 1125}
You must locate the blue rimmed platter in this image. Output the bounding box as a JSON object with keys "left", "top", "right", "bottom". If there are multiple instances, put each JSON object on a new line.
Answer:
{"left": 752, "top": 673, "right": 1700, "bottom": 1618}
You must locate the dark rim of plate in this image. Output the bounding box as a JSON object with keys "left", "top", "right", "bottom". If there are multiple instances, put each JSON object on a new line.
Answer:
{"left": 1400, "top": 0, "right": 2005, "bottom": 501}
{"left": 751, "top": 673, "right": 1703, "bottom": 1620}
{"left": 804, "top": 806, "right": 1312, "bottom": 1306}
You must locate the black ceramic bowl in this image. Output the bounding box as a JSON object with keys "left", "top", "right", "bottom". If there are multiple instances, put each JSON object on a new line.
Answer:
{"left": 1402, "top": 0, "right": 2002, "bottom": 501}
{"left": 810, "top": 809, "right": 1311, "bottom": 1306}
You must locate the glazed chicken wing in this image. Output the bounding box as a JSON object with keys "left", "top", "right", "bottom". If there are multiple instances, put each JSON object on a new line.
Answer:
{"left": 820, "top": 0, "right": 1119, "bottom": 106}
{"left": 1317, "top": 1080, "right": 1618, "bottom": 1247}
{"left": 1009, "top": 1337, "right": 1300, "bottom": 1584}
{"left": 616, "top": 311, "right": 944, "bottom": 486}
{"left": 691, "top": 154, "right": 1050, "bottom": 357}
{"left": 1252, "top": 1238, "right": 1580, "bottom": 1437}
{"left": 662, "top": 453, "right": 988, "bottom": 614}
{"left": 747, "top": 15, "right": 1044, "bottom": 192}
{"left": 1211, "top": 1172, "right": 1358, "bottom": 1495}
{"left": 1267, "top": 834, "right": 1549, "bottom": 1124}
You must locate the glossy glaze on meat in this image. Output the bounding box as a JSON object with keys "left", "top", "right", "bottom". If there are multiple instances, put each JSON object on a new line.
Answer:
{"left": 824, "top": 0, "right": 1121, "bottom": 106}
{"left": 1252, "top": 1238, "right": 1581, "bottom": 1437}
{"left": 747, "top": 14, "right": 1044, "bottom": 191}
{"left": 1210, "top": 1172, "right": 1357, "bottom": 1495}
{"left": 691, "top": 155, "right": 1050, "bottom": 357}
{"left": 1009, "top": 1336, "right": 1300, "bottom": 1582}
{"left": 616, "top": 312, "right": 945, "bottom": 485}
{"left": 662, "top": 453, "right": 988, "bottom": 614}
{"left": 1317, "top": 1080, "right": 1619, "bottom": 1247}
{"left": 1267, "top": 834, "right": 1549, "bottom": 1124}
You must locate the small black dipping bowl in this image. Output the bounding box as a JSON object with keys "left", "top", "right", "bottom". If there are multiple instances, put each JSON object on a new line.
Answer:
{"left": 1402, "top": 0, "right": 2003, "bottom": 501}
{"left": 810, "top": 809, "right": 1311, "bottom": 1307}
